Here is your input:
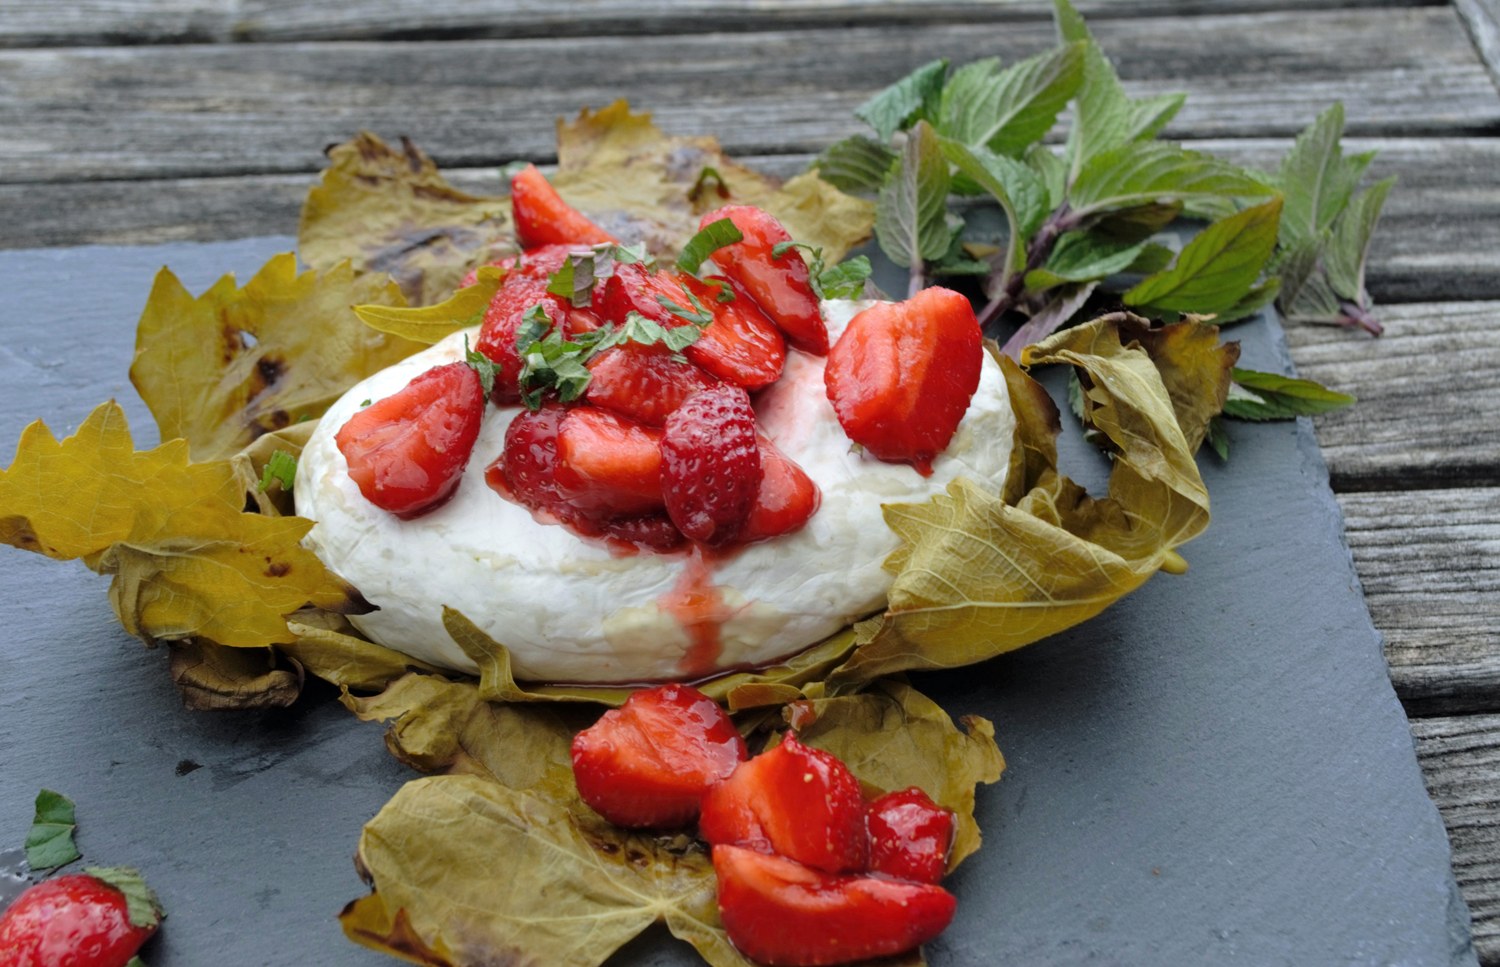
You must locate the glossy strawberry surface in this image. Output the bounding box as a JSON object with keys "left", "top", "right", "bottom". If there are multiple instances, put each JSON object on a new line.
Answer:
{"left": 489, "top": 403, "right": 570, "bottom": 516}
{"left": 336, "top": 361, "right": 485, "bottom": 518}
{"left": 511, "top": 164, "right": 617, "bottom": 248}
{"left": 739, "top": 435, "right": 820, "bottom": 543}
{"left": 712, "top": 845, "right": 956, "bottom": 967}
{"left": 678, "top": 275, "right": 786, "bottom": 389}
{"left": 0, "top": 873, "right": 158, "bottom": 967}
{"left": 554, "top": 407, "right": 665, "bottom": 516}
{"left": 700, "top": 205, "right": 827, "bottom": 355}
{"left": 865, "top": 786, "right": 955, "bottom": 884}
{"left": 585, "top": 344, "right": 719, "bottom": 427}
{"left": 823, "top": 286, "right": 982, "bottom": 476}
{"left": 571, "top": 684, "right": 747, "bottom": 828}
{"left": 660, "top": 385, "right": 762, "bottom": 546}
{"left": 699, "top": 733, "right": 868, "bottom": 874}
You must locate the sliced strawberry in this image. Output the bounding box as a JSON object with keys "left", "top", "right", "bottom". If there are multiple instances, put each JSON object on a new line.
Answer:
{"left": 599, "top": 513, "right": 687, "bottom": 553}
{"left": 555, "top": 407, "right": 665, "bottom": 516}
{"left": 597, "top": 262, "right": 692, "bottom": 326}
{"left": 740, "top": 435, "right": 820, "bottom": 543}
{"left": 336, "top": 361, "right": 484, "bottom": 519}
{"left": 713, "top": 845, "right": 957, "bottom": 967}
{"left": 824, "top": 286, "right": 982, "bottom": 476}
{"left": 511, "top": 164, "right": 617, "bottom": 248}
{"left": 866, "top": 787, "right": 956, "bottom": 885}
{"left": 699, "top": 733, "right": 867, "bottom": 873}
{"left": 700, "top": 205, "right": 827, "bottom": 355}
{"left": 680, "top": 275, "right": 786, "bottom": 389}
{"left": 489, "top": 403, "right": 570, "bottom": 516}
{"left": 586, "top": 344, "right": 719, "bottom": 427}
{"left": 660, "top": 385, "right": 762, "bottom": 546}
{"left": 473, "top": 273, "right": 567, "bottom": 405}
{"left": 572, "top": 684, "right": 747, "bottom": 828}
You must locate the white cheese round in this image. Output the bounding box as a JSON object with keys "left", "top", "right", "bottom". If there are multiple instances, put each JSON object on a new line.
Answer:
{"left": 295, "top": 300, "right": 1014, "bottom": 683}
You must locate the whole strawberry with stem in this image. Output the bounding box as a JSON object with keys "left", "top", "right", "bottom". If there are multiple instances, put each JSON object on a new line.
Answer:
{"left": 0, "top": 867, "right": 163, "bottom": 967}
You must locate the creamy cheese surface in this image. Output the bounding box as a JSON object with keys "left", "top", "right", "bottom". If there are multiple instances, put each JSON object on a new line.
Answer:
{"left": 295, "top": 300, "right": 1014, "bottom": 683}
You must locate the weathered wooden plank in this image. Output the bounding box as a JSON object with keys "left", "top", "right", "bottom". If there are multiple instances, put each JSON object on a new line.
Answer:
{"left": 0, "top": 8, "right": 1492, "bottom": 184}
{"left": 1412, "top": 714, "right": 1500, "bottom": 963}
{"left": 0, "top": 0, "right": 1447, "bottom": 48}
{"left": 1283, "top": 301, "right": 1500, "bottom": 491}
{"left": 1340, "top": 489, "right": 1500, "bottom": 714}
{"left": 1455, "top": 0, "right": 1500, "bottom": 91}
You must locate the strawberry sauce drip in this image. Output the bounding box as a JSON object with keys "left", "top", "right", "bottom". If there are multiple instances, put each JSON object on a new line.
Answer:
{"left": 662, "top": 548, "right": 735, "bottom": 677}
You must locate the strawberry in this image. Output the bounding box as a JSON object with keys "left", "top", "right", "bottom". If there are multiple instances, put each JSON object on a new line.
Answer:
{"left": 823, "top": 286, "right": 982, "bottom": 476}
{"left": 511, "top": 164, "right": 617, "bottom": 248}
{"left": 713, "top": 845, "right": 957, "bottom": 967}
{"left": 572, "top": 684, "right": 747, "bottom": 828}
{"left": 0, "top": 869, "right": 163, "bottom": 967}
{"left": 489, "top": 403, "right": 570, "bottom": 516}
{"left": 699, "top": 205, "right": 827, "bottom": 355}
{"left": 699, "top": 733, "right": 867, "bottom": 873}
{"left": 472, "top": 273, "right": 566, "bottom": 405}
{"left": 865, "top": 787, "right": 955, "bottom": 885}
{"left": 597, "top": 262, "right": 692, "bottom": 326}
{"left": 599, "top": 513, "right": 687, "bottom": 553}
{"left": 585, "top": 344, "right": 719, "bottom": 427}
{"left": 660, "top": 385, "right": 762, "bottom": 546}
{"left": 336, "top": 361, "right": 485, "bottom": 518}
{"left": 681, "top": 275, "right": 786, "bottom": 389}
{"left": 554, "top": 407, "right": 665, "bottom": 517}
{"left": 740, "top": 435, "right": 820, "bottom": 543}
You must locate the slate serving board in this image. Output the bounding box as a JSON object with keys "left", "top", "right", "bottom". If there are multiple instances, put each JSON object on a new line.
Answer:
{"left": 0, "top": 238, "right": 1477, "bottom": 966}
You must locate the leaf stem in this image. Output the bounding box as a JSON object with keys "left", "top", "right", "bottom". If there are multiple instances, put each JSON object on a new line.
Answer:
{"left": 1337, "top": 300, "right": 1383, "bottom": 337}
{"left": 908, "top": 262, "right": 927, "bottom": 298}
{"left": 978, "top": 204, "right": 1078, "bottom": 343}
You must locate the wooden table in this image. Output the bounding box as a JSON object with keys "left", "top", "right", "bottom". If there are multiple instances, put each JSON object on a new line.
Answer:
{"left": 3, "top": 0, "right": 1498, "bottom": 959}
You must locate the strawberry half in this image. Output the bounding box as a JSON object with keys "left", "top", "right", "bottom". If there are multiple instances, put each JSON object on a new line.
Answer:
{"left": 572, "top": 684, "right": 747, "bottom": 828}
{"left": 554, "top": 407, "right": 665, "bottom": 517}
{"left": 511, "top": 164, "right": 617, "bottom": 248}
{"left": 699, "top": 732, "right": 867, "bottom": 873}
{"left": 586, "top": 344, "right": 720, "bottom": 427}
{"left": 336, "top": 361, "right": 484, "bottom": 518}
{"left": 866, "top": 787, "right": 956, "bottom": 885}
{"left": 660, "top": 385, "right": 762, "bottom": 546}
{"left": 740, "top": 435, "right": 820, "bottom": 543}
{"left": 488, "top": 403, "right": 570, "bottom": 517}
{"left": 700, "top": 205, "right": 827, "bottom": 355}
{"left": 681, "top": 275, "right": 786, "bottom": 389}
{"left": 823, "top": 286, "right": 982, "bottom": 476}
{"left": 713, "top": 845, "right": 957, "bottom": 967}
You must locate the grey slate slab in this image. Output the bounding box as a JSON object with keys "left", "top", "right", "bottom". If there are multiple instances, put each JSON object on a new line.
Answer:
{"left": 0, "top": 238, "right": 1476, "bottom": 966}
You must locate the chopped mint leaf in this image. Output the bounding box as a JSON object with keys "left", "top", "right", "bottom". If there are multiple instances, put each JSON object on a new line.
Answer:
{"left": 818, "top": 256, "right": 874, "bottom": 298}
{"left": 688, "top": 166, "right": 730, "bottom": 206}
{"left": 855, "top": 58, "right": 949, "bottom": 141}
{"left": 705, "top": 279, "right": 736, "bottom": 303}
{"left": 359, "top": 398, "right": 371, "bottom": 407}
{"left": 464, "top": 334, "right": 501, "bottom": 398}
{"left": 676, "top": 217, "right": 744, "bottom": 274}
{"left": 25, "top": 789, "right": 80, "bottom": 871}
{"left": 656, "top": 288, "right": 714, "bottom": 326}
{"left": 256, "top": 450, "right": 299, "bottom": 495}
{"left": 1222, "top": 368, "right": 1355, "bottom": 421}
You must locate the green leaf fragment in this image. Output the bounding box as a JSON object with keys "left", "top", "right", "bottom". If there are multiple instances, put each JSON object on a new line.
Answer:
{"left": 463, "top": 335, "right": 501, "bottom": 398}
{"left": 676, "top": 217, "right": 744, "bottom": 275}
{"left": 1068, "top": 143, "right": 1275, "bottom": 221}
{"left": 1223, "top": 368, "right": 1355, "bottom": 420}
{"left": 855, "top": 58, "right": 949, "bottom": 141}
{"left": 1206, "top": 416, "right": 1231, "bottom": 460}
{"left": 1325, "top": 176, "right": 1395, "bottom": 305}
{"left": 876, "top": 121, "right": 954, "bottom": 271}
{"left": 940, "top": 139, "right": 1048, "bottom": 281}
{"left": 1271, "top": 103, "right": 1376, "bottom": 248}
{"left": 25, "top": 789, "right": 81, "bottom": 871}
{"left": 1123, "top": 196, "right": 1283, "bottom": 314}
{"left": 256, "top": 449, "right": 298, "bottom": 494}
{"left": 1026, "top": 230, "right": 1148, "bottom": 292}
{"left": 818, "top": 255, "right": 874, "bottom": 299}
{"left": 812, "top": 136, "right": 898, "bottom": 194}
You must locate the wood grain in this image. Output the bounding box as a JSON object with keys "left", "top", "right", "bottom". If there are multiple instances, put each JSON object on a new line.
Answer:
{"left": 0, "top": 7, "right": 1492, "bottom": 185}
{"left": 1284, "top": 301, "right": 1500, "bottom": 491}
{"left": 1455, "top": 0, "right": 1500, "bottom": 89}
{"left": 0, "top": 0, "right": 1451, "bottom": 47}
{"left": 1341, "top": 488, "right": 1500, "bottom": 713}
{"left": 1414, "top": 714, "right": 1500, "bottom": 963}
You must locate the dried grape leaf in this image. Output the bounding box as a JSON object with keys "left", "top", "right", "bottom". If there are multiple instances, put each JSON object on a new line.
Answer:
{"left": 300, "top": 132, "right": 516, "bottom": 306}
{"left": 284, "top": 611, "right": 445, "bottom": 693}
{"left": 130, "top": 253, "right": 417, "bottom": 462}
{"left": 167, "top": 639, "right": 303, "bottom": 710}
{"left": 0, "top": 402, "right": 364, "bottom": 650}
{"left": 831, "top": 316, "right": 1219, "bottom": 683}
{"left": 552, "top": 101, "right": 873, "bottom": 263}
{"left": 342, "top": 676, "right": 972, "bottom": 967}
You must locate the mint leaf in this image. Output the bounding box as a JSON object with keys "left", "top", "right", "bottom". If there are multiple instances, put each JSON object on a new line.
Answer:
{"left": 941, "top": 138, "right": 1047, "bottom": 280}
{"left": 1206, "top": 416, "right": 1231, "bottom": 460}
{"left": 676, "top": 217, "right": 743, "bottom": 275}
{"left": 1222, "top": 368, "right": 1355, "bottom": 421}
{"left": 818, "top": 256, "right": 874, "bottom": 299}
{"left": 1270, "top": 103, "right": 1376, "bottom": 248}
{"left": 1217, "top": 276, "right": 1282, "bottom": 324}
{"left": 25, "top": 789, "right": 80, "bottom": 871}
{"left": 1123, "top": 196, "right": 1283, "bottom": 315}
{"left": 688, "top": 166, "right": 730, "bottom": 207}
{"left": 875, "top": 121, "right": 953, "bottom": 271}
{"left": 1025, "top": 144, "right": 1069, "bottom": 210}
{"left": 656, "top": 288, "right": 714, "bottom": 326}
{"left": 619, "top": 310, "right": 706, "bottom": 354}
{"left": 256, "top": 450, "right": 298, "bottom": 494}
{"left": 812, "top": 136, "right": 898, "bottom": 194}
{"left": 86, "top": 867, "right": 164, "bottom": 930}
{"left": 1125, "top": 242, "right": 1177, "bottom": 275}
{"left": 937, "top": 43, "right": 1085, "bottom": 156}
{"left": 1276, "top": 237, "right": 1343, "bottom": 324}
{"left": 855, "top": 59, "right": 949, "bottom": 140}
{"left": 464, "top": 334, "right": 501, "bottom": 398}
{"left": 1325, "top": 176, "right": 1395, "bottom": 307}
{"left": 1026, "top": 230, "right": 1147, "bottom": 292}
{"left": 1068, "top": 143, "right": 1273, "bottom": 221}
